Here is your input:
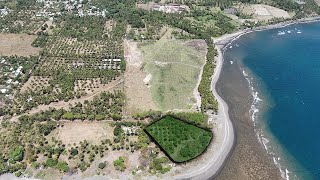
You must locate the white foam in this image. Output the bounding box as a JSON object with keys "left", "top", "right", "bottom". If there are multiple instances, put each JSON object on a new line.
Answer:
{"left": 286, "top": 169, "right": 290, "bottom": 180}
{"left": 230, "top": 61, "right": 233, "bottom": 64}
{"left": 242, "top": 68, "right": 292, "bottom": 180}
{"left": 274, "top": 157, "right": 287, "bottom": 179}
{"left": 261, "top": 136, "right": 270, "bottom": 151}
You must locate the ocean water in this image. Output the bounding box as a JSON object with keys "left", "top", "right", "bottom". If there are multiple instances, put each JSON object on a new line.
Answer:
{"left": 224, "top": 22, "right": 320, "bottom": 179}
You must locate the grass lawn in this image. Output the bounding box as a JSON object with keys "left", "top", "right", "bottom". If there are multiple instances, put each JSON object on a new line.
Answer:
{"left": 139, "top": 30, "right": 206, "bottom": 111}
{"left": 145, "top": 116, "right": 212, "bottom": 163}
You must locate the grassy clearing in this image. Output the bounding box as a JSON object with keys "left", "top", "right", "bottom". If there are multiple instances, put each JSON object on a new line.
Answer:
{"left": 145, "top": 116, "right": 212, "bottom": 163}
{"left": 139, "top": 32, "right": 206, "bottom": 111}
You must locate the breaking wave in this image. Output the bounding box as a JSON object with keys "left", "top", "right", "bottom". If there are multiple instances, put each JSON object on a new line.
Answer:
{"left": 242, "top": 69, "right": 291, "bottom": 180}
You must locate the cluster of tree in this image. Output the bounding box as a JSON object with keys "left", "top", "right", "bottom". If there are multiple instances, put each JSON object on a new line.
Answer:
{"left": 32, "top": 33, "right": 49, "bottom": 48}
{"left": 149, "top": 157, "right": 171, "bottom": 174}
{"left": 113, "top": 156, "right": 126, "bottom": 172}
{"left": 145, "top": 116, "right": 213, "bottom": 162}
{"left": 169, "top": 112, "right": 211, "bottom": 129}
{"left": 18, "top": 91, "right": 125, "bottom": 121}
{"left": 0, "top": 115, "right": 148, "bottom": 176}
{"left": 132, "top": 110, "right": 162, "bottom": 120}
{"left": 0, "top": 9, "right": 45, "bottom": 33}
{"left": 55, "top": 15, "right": 106, "bottom": 41}
{"left": 45, "top": 158, "right": 69, "bottom": 172}
{"left": 43, "top": 36, "right": 123, "bottom": 59}
{"left": 0, "top": 118, "right": 59, "bottom": 176}
{"left": 198, "top": 39, "right": 218, "bottom": 112}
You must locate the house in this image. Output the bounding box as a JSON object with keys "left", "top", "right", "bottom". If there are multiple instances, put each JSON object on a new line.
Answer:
{"left": 0, "top": 89, "right": 7, "bottom": 94}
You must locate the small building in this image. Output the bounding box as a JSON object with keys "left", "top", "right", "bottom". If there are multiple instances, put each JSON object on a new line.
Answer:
{"left": 0, "top": 89, "right": 7, "bottom": 94}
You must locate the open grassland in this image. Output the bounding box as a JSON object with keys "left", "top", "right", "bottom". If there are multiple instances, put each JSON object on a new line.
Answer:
{"left": 145, "top": 116, "right": 212, "bottom": 163}
{"left": 139, "top": 31, "right": 206, "bottom": 111}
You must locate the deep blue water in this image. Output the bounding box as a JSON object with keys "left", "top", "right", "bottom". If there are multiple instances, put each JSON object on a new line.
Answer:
{"left": 225, "top": 22, "right": 320, "bottom": 179}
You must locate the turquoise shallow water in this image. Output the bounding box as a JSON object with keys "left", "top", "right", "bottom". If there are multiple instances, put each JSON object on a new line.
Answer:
{"left": 224, "top": 22, "right": 320, "bottom": 179}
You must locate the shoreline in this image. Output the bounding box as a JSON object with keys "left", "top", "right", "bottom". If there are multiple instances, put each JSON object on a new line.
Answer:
{"left": 211, "top": 16, "right": 320, "bottom": 180}
{"left": 2, "top": 17, "right": 320, "bottom": 180}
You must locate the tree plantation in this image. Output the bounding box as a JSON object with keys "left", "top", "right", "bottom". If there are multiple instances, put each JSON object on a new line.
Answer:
{"left": 145, "top": 116, "right": 213, "bottom": 163}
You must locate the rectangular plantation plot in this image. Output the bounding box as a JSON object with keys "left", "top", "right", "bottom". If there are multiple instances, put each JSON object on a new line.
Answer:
{"left": 145, "top": 116, "right": 213, "bottom": 163}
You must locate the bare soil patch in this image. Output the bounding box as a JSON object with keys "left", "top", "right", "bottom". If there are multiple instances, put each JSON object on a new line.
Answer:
{"left": 124, "top": 40, "right": 157, "bottom": 114}
{"left": 51, "top": 121, "right": 114, "bottom": 145}
{"left": 0, "top": 33, "right": 41, "bottom": 56}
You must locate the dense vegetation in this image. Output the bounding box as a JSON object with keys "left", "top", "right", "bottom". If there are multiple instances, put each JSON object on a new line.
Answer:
{"left": 145, "top": 116, "right": 212, "bottom": 162}
{"left": 198, "top": 39, "right": 218, "bottom": 112}
{"left": 170, "top": 112, "right": 210, "bottom": 129}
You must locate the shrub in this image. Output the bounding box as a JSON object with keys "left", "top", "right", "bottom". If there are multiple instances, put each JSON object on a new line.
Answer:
{"left": 55, "top": 161, "right": 69, "bottom": 172}
{"left": 113, "top": 156, "right": 126, "bottom": 171}
{"left": 9, "top": 146, "right": 24, "bottom": 163}
{"left": 98, "top": 162, "right": 106, "bottom": 169}
{"left": 45, "top": 158, "right": 58, "bottom": 167}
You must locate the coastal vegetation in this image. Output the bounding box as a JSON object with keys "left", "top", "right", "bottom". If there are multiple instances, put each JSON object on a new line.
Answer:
{"left": 145, "top": 116, "right": 212, "bottom": 162}
{"left": 198, "top": 40, "right": 219, "bottom": 112}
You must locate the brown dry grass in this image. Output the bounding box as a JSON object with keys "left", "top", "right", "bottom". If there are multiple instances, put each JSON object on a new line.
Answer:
{"left": 0, "top": 33, "right": 41, "bottom": 56}
{"left": 51, "top": 121, "right": 114, "bottom": 145}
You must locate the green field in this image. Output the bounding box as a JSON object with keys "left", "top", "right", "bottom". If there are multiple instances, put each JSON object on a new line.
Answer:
{"left": 139, "top": 31, "right": 206, "bottom": 111}
{"left": 145, "top": 116, "right": 212, "bottom": 163}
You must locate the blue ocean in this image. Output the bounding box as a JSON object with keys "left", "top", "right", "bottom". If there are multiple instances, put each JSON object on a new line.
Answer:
{"left": 224, "top": 22, "right": 320, "bottom": 179}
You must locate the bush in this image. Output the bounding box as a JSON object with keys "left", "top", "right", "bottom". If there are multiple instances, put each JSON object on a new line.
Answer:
{"left": 31, "top": 161, "right": 39, "bottom": 169}
{"left": 70, "top": 148, "right": 78, "bottom": 156}
{"left": 45, "top": 158, "right": 58, "bottom": 167}
{"left": 113, "top": 156, "right": 126, "bottom": 171}
{"left": 9, "top": 146, "right": 24, "bottom": 163}
{"left": 98, "top": 162, "right": 106, "bottom": 169}
{"left": 55, "top": 161, "right": 69, "bottom": 172}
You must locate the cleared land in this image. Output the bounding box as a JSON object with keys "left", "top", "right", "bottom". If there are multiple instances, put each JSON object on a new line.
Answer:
{"left": 0, "top": 33, "right": 41, "bottom": 56}
{"left": 239, "top": 4, "right": 290, "bottom": 21}
{"left": 139, "top": 30, "right": 206, "bottom": 111}
{"left": 124, "top": 40, "right": 157, "bottom": 114}
{"left": 48, "top": 121, "right": 114, "bottom": 145}
{"left": 145, "top": 116, "right": 212, "bottom": 163}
